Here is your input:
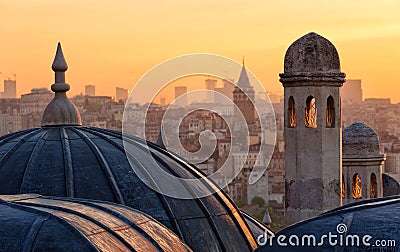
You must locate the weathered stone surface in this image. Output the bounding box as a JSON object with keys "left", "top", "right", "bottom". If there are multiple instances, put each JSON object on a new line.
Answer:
{"left": 343, "top": 122, "right": 380, "bottom": 157}
{"left": 280, "top": 32, "right": 344, "bottom": 226}
{"left": 284, "top": 32, "right": 341, "bottom": 74}
{"left": 285, "top": 178, "right": 324, "bottom": 210}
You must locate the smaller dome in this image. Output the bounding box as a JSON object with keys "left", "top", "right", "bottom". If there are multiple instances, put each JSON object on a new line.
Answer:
{"left": 382, "top": 173, "right": 400, "bottom": 197}
{"left": 343, "top": 122, "right": 380, "bottom": 157}
{"left": 41, "top": 43, "right": 82, "bottom": 126}
{"left": 0, "top": 194, "right": 190, "bottom": 252}
{"left": 256, "top": 196, "right": 400, "bottom": 252}
{"left": 283, "top": 32, "right": 341, "bottom": 73}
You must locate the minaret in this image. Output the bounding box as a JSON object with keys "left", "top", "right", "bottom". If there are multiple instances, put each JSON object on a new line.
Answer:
{"left": 233, "top": 58, "right": 256, "bottom": 124}
{"left": 280, "top": 33, "right": 346, "bottom": 225}
{"left": 41, "top": 43, "right": 82, "bottom": 126}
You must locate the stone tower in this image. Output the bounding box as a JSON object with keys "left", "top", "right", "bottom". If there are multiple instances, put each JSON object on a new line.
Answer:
{"left": 342, "top": 122, "right": 385, "bottom": 205}
{"left": 280, "top": 32, "right": 346, "bottom": 225}
{"left": 233, "top": 59, "right": 256, "bottom": 125}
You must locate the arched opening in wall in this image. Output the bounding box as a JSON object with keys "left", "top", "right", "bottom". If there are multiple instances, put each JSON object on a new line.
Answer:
{"left": 288, "top": 96, "right": 296, "bottom": 127}
{"left": 352, "top": 173, "right": 362, "bottom": 199}
{"left": 305, "top": 96, "right": 317, "bottom": 128}
{"left": 370, "top": 173, "right": 378, "bottom": 198}
{"left": 326, "top": 96, "right": 335, "bottom": 128}
{"left": 341, "top": 175, "right": 346, "bottom": 199}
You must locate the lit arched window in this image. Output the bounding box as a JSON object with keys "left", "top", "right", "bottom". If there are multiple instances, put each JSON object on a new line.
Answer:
{"left": 288, "top": 96, "right": 296, "bottom": 127}
{"left": 370, "top": 173, "right": 377, "bottom": 198}
{"left": 352, "top": 173, "right": 362, "bottom": 199}
{"left": 326, "top": 96, "right": 335, "bottom": 128}
{"left": 341, "top": 175, "right": 346, "bottom": 199}
{"left": 305, "top": 96, "right": 317, "bottom": 128}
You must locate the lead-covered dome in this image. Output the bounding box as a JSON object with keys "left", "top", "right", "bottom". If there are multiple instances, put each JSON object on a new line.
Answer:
{"left": 256, "top": 196, "right": 400, "bottom": 252}
{"left": 0, "top": 126, "right": 256, "bottom": 251}
{"left": 283, "top": 32, "right": 341, "bottom": 73}
{"left": 343, "top": 122, "right": 380, "bottom": 157}
{"left": 0, "top": 194, "right": 190, "bottom": 252}
{"left": 0, "top": 43, "right": 258, "bottom": 252}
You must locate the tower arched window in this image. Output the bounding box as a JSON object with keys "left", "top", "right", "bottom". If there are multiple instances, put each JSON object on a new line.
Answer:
{"left": 352, "top": 173, "right": 362, "bottom": 199}
{"left": 370, "top": 173, "right": 377, "bottom": 198}
{"left": 305, "top": 96, "right": 317, "bottom": 128}
{"left": 326, "top": 96, "right": 335, "bottom": 128}
{"left": 288, "top": 96, "right": 296, "bottom": 127}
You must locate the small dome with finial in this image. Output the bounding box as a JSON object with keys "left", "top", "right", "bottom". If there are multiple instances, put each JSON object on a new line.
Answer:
{"left": 41, "top": 43, "right": 82, "bottom": 126}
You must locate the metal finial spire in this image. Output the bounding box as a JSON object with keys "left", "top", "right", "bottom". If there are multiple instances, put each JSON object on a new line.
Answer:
{"left": 52, "top": 42, "right": 68, "bottom": 72}
{"left": 41, "top": 43, "right": 82, "bottom": 126}
{"left": 237, "top": 57, "right": 251, "bottom": 88}
{"left": 51, "top": 43, "right": 70, "bottom": 92}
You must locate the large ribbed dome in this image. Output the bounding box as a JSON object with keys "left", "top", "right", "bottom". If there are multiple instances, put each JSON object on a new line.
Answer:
{"left": 0, "top": 126, "right": 257, "bottom": 252}
{"left": 0, "top": 194, "right": 190, "bottom": 251}
{"left": 0, "top": 43, "right": 259, "bottom": 252}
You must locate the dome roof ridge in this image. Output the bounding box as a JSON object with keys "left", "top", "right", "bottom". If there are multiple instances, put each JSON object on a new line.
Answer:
{"left": 0, "top": 194, "right": 190, "bottom": 251}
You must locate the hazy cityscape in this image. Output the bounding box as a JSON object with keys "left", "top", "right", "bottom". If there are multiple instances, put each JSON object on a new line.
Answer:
{"left": 1, "top": 72, "right": 399, "bottom": 231}
{"left": 1, "top": 0, "right": 400, "bottom": 250}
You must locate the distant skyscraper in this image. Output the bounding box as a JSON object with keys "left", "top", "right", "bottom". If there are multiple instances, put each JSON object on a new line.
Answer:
{"left": 85, "top": 85, "right": 95, "bottom": 96}
{"left": 116, "top": 87, "right": 128, "bottom": 101}
{"left": 160, "top": 96, "right": 166, "bottom": 106}
{"left": 174, "top": 86, "right": 187, "bottom": 106}
{"left": 215, "top": 79, "right": 234, "bottom": 104}
{"left": 205, "top": 78, "right": 217, "bottom": 103}
{"left": 3, "top": 79, "right": 16, "bottom": 98}
{"left": 342, "top": 79, "right": 362, "bottom": 104}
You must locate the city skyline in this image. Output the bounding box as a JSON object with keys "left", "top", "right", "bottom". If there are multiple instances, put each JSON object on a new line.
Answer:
{"left": 1, "top": 1, "right": 400, "bottom": 101}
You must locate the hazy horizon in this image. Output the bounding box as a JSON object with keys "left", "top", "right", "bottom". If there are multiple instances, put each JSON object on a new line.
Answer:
{"left": 1, "top": 1, "right": 399, "bottom": 101}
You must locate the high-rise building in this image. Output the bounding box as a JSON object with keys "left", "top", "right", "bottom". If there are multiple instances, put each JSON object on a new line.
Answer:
{"left": 85, "top": 84, "right": 96, "bottom": 96}
{"left": 160, "top": 96, "right": 166, "bottom": 106}
{"left": 116, "top": 87, "right": 128, "bottom": 101}
{"left": 215, "top": 79, "right": 234, "bottom": 104}
{"left": 205, "top": 78, "right": 217, "bottom": 103}
{"left": 174, "top": 86, "right": 187, "bottom": 106}
{"left": 342, "top": 79, "right": 362, "bottom": 104}
{"left": 3, "top": 79, "right": 16, "bottom": 99}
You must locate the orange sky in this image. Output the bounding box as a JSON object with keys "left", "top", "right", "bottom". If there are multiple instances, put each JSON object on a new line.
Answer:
{"left": 0, "top": 0, "right": 399, "bottom": 101}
